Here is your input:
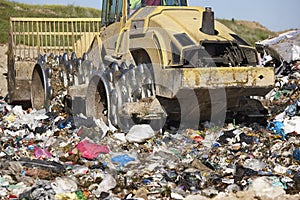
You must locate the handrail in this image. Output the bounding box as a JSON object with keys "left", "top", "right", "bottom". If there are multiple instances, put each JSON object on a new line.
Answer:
{"left": 9, "top": 17, "right": 101, "bottom": 60}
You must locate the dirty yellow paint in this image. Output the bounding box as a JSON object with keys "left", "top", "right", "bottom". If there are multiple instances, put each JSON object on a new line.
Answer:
{"left": 182, "top": 66, "right": 274, "bottom": 89}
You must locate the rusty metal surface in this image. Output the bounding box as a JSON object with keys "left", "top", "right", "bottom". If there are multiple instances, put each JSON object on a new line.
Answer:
{"left": 9, "top": 61, "right": 35, "bottom": 102}
{"left": 154, "top": 66, "right": 274, "bottom": 99}
{"left": 180, "top": 66, "right": 274, "bottom": 89}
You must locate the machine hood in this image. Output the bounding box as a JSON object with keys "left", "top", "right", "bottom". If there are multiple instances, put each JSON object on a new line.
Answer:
{"left": 128, "top": 6, "right": 257, "bottom": 68}
{"left": 147, "top": 7, "right": 237, "bottom": 43}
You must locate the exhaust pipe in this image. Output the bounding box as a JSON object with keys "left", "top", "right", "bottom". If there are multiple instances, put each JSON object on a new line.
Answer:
{"left": 201, "top": 7, "right": 215, "bottom": 35}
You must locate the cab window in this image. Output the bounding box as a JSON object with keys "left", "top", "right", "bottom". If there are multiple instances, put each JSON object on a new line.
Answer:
{"left": 164, "top": 0, "right": 187, "bottom": 6}
{"left": 101, "top": 0, "right": 123, "bottom": 26}
{"left": 143, "top": 0, "right": 187, "bottom": 6}
{"left": 129, "top": 0, "right": 187, "bottom": 15}
{"left": 130, "top": 0, "right": 142, "bottom": 9}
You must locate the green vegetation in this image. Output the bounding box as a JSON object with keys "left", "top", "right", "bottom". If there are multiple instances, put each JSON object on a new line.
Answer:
{"left": 0, "top": 0, "right": 276, "bottom": 46}
{"left": 217, "top": 19, "right": 276, "bottom": 46}
{"left": 0, "top": 0, "right": 101, "bottom": 43}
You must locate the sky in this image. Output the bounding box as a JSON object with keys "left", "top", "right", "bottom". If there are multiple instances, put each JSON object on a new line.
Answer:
{"left": 11, "top": 0, "right": 300, "bottom": 32}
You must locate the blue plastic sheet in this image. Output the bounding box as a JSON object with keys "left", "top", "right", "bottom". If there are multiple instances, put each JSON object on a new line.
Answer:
{"left": 267, "top": 121, "right": 286, "bottom": 140}
{"left": 293, "top": 148, "right": 300, "bottom": 161}
{"left": 111, "top": 154, "right": 135, "bottom": 166}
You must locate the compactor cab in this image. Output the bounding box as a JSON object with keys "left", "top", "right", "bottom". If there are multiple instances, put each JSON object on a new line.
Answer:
{"left": 100, "top": 0, "right": 188, "bottom": 27}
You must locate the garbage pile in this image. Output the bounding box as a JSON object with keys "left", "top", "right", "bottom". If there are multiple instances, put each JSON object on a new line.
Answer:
{"left": 256, "top": 29, "right": 300, "bottom": 75}
{"left": 1, "top": 91, "right": 300, "bottom": 200}
{"left": 2, "top": 32, "right": 300, "bottom": 199}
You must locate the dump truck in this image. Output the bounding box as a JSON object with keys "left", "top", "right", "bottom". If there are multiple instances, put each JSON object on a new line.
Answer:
{"left": 7, "top": 0, "right": 275, "bottom": 130}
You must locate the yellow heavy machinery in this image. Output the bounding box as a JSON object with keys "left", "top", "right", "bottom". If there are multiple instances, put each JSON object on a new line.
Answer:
{"left": 7, "top": 0, "right": 274, "bottom": 130}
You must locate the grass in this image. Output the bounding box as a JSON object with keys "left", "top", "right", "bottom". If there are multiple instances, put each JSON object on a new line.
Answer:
{"left": 0, "top": 0, "right": 101, "bottom": 43}
{"left": 217, "top": 19, "right": 276, "bottom": 46}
